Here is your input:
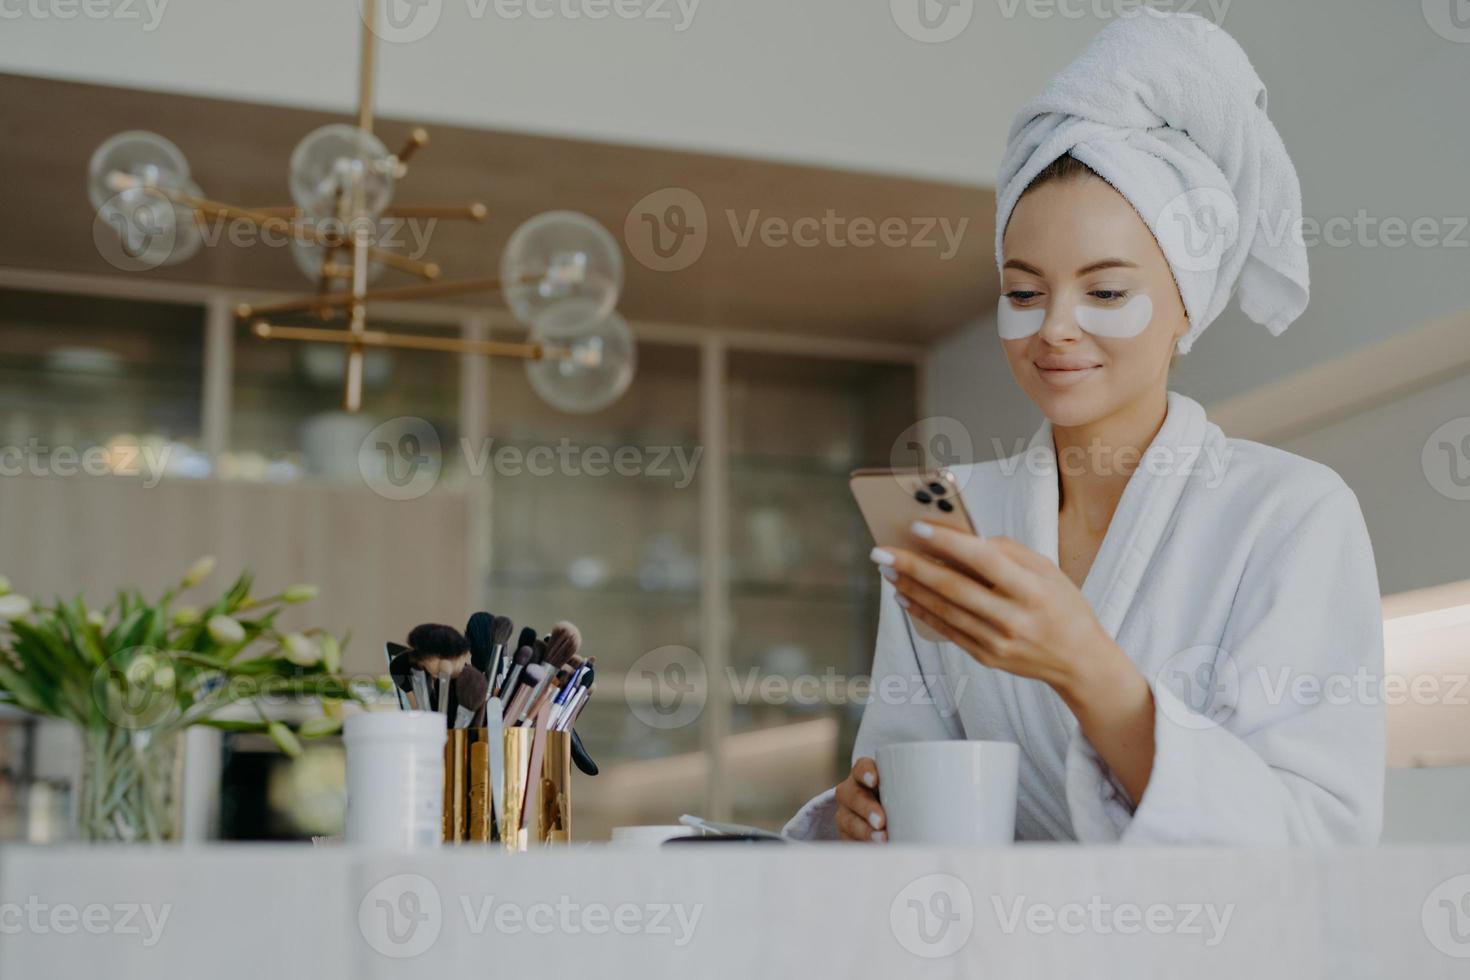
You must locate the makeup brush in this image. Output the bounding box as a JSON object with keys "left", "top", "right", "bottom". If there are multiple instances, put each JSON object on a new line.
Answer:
{"left": 486, "top": 696, "right": 505, "bottom": 834}
{"left": 406, "top": 623, "right": 471, "bottom": 678}
{"left": 499, "top": 643, "right": 534, "bottom": 704}
{"left": 569, "top": 728, "right": 599, "bottom": 776}
{"left": 486, "top": 615, "right": 515, "bottom": 692}
{"left": 466, "top": 612, "right": 496, "bottom": 677}
{"left": 498, "top": 626, "right": 537, "bottom": 695}
{"left": 504, "top": 663, "right": 547, "bottom": 723}
{"left": 388, "top": 649, "right": 418, "bottom": 710}
{"left": 551, "top": 663, "right": 593, "bottom": 730}
{"left": 386, "top": 642, "right": 411, "bottom": 710}
{"left": 451, "top": 664, "right": 489, "bottom": 729}
{"left": 410, "top": 668, "right": 432, "bottom": 714}
{"left": 407, "top": 623, "right": 470, "bottom": 714}
{"left": 516, "top": 622, "right": 580, "bottom": 725}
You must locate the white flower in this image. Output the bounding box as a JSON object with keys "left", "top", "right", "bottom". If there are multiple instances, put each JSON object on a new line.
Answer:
{"left": 206, "top": 615, "right": 246, "bottom": 645}
{"left": 319, "top": 635, "right": 342, "bottom": 673}
{"left": 282, "top": 632, "right": 319, "bottom": 667}
{"left": 181, "top": 556, "right": 217, "bottom": 589}
{"left": 86, "top": 610, "right": 106, "bottom": 629}
{"left": 282, "top": 584, "right": 318, "bottom": 604}
{"left": 0, "top": 594, "right": 32, "bottom": 621}
{"left": 171, "top": 606, "right": 201, "bottom": 626}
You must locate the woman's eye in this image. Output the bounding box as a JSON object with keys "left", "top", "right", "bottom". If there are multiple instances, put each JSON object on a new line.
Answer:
{"left": 1005, "top": 290, "right": 1043, "bottom": 306}
{"left": 1088, "top": 289, "right": 1130, "bottom": 303}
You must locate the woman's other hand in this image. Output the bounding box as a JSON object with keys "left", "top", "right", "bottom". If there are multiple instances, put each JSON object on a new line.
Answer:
{"left": 834, "top": 757, "right": 887, "bottom": 842}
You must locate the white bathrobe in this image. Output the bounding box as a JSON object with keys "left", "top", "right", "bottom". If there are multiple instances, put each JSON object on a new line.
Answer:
{"left": 784, "top": 392, "right": 1385, "bottom": 844}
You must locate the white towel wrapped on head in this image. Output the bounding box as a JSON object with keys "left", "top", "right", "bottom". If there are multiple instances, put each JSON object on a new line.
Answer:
{"left": 994, "top": 10, "right": 1309, "bottom": 354}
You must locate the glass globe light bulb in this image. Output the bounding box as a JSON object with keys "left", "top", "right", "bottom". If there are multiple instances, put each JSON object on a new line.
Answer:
{"left": 500, "top": 211, "right": 623, "bottom": 328}
{"left": 525, "top": 306, "right": 636, "bottom": 414}
{"left": 289, "top": 124, "right": 396, "bottom": 218}
{"left": 87, "top": 130, "right": 192, "bottom": 210}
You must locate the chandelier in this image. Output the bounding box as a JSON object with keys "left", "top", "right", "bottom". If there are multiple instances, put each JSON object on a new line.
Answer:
{"left": 85, "top": 0, "right": 635, "bottom": 414}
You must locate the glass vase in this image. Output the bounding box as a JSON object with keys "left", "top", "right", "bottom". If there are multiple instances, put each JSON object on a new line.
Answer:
{"left": 78, "top": 726, "right": 184, "bottom": 843}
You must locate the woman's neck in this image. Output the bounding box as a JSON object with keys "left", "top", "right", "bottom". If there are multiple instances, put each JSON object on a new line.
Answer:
{"left": 1052, "top": 388, "right": 1170, "bottom": 532}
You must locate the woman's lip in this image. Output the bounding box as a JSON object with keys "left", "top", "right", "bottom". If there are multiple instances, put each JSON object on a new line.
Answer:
{"left": 1035, "top": 364, "right": 1101, "bottom": 387}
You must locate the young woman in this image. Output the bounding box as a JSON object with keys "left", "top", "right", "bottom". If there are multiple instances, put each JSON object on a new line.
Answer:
{"left": 784, "top": 11, "right": 1385, "bottom": 845}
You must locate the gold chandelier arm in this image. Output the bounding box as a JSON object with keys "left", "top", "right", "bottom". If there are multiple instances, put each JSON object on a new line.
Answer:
{"left": 235, "top": 275, "right": 510, "bottom": 319}
{"left": 383, "top": 203, "right": 487, "bottom": 221}
{"left": 131, "top": 182, "right": 442, "bottom": 281}
{"left": 251, "top": 321, "right": 568, "bottom": 362}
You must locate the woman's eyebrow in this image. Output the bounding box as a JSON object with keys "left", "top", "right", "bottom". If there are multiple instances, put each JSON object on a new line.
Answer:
{"left": 1002, "top": 259, "right": 1046, "bottom": 276}
{"left": 1075, "top": 258, "right": 1139, "bottom": 275}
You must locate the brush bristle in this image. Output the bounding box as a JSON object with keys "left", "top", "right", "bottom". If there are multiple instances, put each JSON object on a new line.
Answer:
{"left": 452, "top": 666, "right": 488, "bottom": 710}
{"left": 491, "top": 615, "right": 515, "bottom": 645}
{"left": 465, "top": 613, "right": 495, "bottom": 674}
{"left": 545, "top": 621, "right": 582, "bottom": 668}
{"left": 516, "top": 626, "right": 537, "bottom": 652}
{"left": 388, "top": 651, "right": 416, "bottom": 691}
{"left": 512, "top": 645, "right": 533, "bottom": 666}
{"left": 407, "top": 623, "right": 469, "bottom": 657}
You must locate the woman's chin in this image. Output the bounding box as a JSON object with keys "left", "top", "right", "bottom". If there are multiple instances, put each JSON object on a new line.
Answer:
{"left": 1025, "top": 373, "right": 1112, "bottom": 428}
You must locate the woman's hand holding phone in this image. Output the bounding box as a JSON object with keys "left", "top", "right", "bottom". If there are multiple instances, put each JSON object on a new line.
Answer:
{"left": 834, "top": 757, "right": 887, "bottom": 842}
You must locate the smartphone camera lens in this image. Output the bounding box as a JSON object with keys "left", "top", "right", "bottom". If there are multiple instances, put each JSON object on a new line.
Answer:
{"left": 928, "top": 482, "right": 947, "bottom": 496}
{"left": 914, "top": 490, "right": 933, "bottom": 504}
{"left": 936, "top": 499, "right": 954, "bottom": 513}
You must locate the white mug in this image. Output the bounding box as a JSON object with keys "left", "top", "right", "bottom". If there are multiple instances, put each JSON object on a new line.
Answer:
{"left": 875, "top": 740, "right": 1019, "bottom": 845}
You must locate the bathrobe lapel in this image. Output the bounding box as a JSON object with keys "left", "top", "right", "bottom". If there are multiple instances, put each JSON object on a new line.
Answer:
{"left": 996, "top": 393, "right": 1211, "bottom": 732}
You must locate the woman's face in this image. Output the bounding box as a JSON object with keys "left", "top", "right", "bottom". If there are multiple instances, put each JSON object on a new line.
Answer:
{"left": 999, "top": 174, "right": 1188, "bottom": 429}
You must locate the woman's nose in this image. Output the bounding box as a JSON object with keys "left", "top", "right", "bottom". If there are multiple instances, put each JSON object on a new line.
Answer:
{"left": 1037, "top": 305, "right": 1083, "bottom": 344}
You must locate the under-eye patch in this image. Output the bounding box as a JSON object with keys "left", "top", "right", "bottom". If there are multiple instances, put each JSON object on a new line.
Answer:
{"left": 997, "top": 299, "right": 1046, "bottom": 340}
{"left": 1074, "top": 294, "right": 1153, "bottom": 339}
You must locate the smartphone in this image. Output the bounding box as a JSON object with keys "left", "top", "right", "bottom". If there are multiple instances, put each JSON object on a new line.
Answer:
{"left": 850, "top": 467, "right": 977, "bottom": 642}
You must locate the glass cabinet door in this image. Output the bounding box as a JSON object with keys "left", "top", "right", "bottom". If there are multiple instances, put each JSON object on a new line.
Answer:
{"left": 0, "top": 287, "right": 206, "bottom": 477}
{"left": 723, "top": 351, "right": 919, "bottom": 829}
{"left": 482, "top": 340, "right": 704, "bottom": 840}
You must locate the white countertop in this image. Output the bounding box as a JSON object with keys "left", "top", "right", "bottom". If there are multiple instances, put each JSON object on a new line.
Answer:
{"left": 2, "top": 843, "right": 1468, "bottom": 978}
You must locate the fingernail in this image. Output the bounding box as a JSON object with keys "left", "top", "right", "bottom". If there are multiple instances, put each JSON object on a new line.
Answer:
{"left": 860, "top": 771, "right": 875, "bottom": 788}
{"left": 868, "top": 811, "right": 884, "bottom": 830}
{"left": 872, "top": 831, "right": 887, "bottom": 843}
{"left": 895, "top": 594, "right": 911, "bottom": 609}
{"left": 910, "top": 520, "right": 934, "bottom": 539}
{"left": 869, "top": 547, "right": 895, "bottom": 566}
{"left": 878, "top": 565, "right": 897, "bottom": 583}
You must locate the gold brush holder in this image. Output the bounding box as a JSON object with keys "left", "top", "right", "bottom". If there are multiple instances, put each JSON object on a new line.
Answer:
{"left": 443, "top": 728, "right": 469, "bottom": 844}
{"left": 539, "top": 731, "right": 572, "bottom": 846}
{"left": 500, "top": 727, "right": 534, "bottom": 852}
{"left": 444, "top": 726, "right": 573, "bottom": 848}
{"left": 467, "top": 730, "right": 492, "bottom": 842}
